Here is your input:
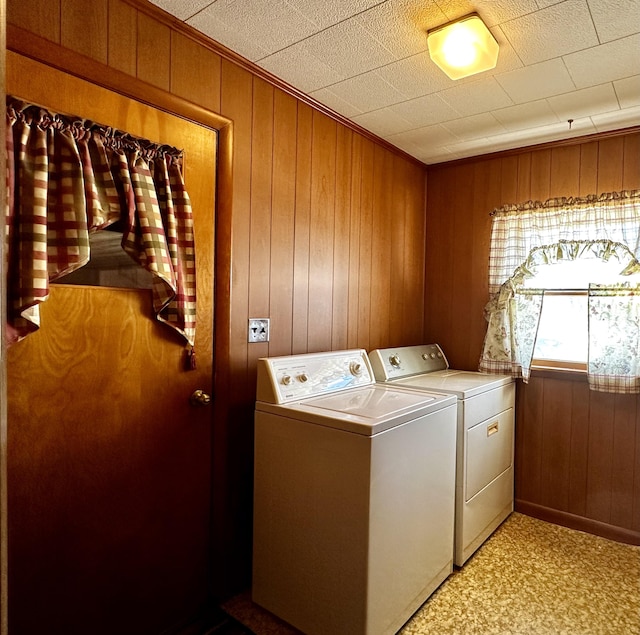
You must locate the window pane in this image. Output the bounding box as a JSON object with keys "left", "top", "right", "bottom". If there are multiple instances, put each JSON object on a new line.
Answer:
{"left": 533, "top": 294, "right": 587, "bottom": 362}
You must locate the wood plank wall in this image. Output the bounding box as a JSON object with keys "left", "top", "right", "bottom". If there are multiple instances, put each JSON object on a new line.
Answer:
{"left": 425, "top": 132, "right": 640, "bottom": 545}
{"left": 6, "top": 0, "right": 429, "bottom": 601}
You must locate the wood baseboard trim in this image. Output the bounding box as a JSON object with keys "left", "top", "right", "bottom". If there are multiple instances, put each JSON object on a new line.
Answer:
{"left": 515, "top": 500, "right": 640, "bottom": 546}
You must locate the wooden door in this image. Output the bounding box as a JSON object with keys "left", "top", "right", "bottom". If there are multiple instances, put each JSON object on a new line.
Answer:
{"left": 6, "top": 54, "right": 216, "bottom": 635}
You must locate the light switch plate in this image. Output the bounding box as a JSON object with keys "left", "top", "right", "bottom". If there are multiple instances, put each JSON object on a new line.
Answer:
{"left": 248, "top": 318, "right": 270, "bottom": 343}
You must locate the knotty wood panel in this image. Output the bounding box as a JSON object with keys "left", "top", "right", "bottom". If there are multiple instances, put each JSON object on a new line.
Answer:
{"left": 7, "top": 0, "right": 431, "bottom": 603}
{"left": 427, "top": 131, "right": 640, "bottom": 544}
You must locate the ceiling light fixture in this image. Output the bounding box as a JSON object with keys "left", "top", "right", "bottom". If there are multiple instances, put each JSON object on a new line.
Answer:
{"left": 427, "top": 13, "right": 499, "bottom": 80}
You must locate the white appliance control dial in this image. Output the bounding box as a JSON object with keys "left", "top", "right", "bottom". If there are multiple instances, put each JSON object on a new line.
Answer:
{"left": 256, "top": 349, "right": 375, "bottom": 404}
{"left": 369, "top": 344, "right": 449, "bottom": 381}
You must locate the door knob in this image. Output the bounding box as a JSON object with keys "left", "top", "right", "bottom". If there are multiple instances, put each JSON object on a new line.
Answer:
{"left": 190, "top": 389, "right": 212, "bottom": 407}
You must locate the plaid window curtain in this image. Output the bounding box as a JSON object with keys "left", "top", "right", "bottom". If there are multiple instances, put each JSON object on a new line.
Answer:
{"left": 479, "top": 191, "right": 640, "bottom": 393}
{"left": 5, "top": 97, "right": 196, "bottom": 351}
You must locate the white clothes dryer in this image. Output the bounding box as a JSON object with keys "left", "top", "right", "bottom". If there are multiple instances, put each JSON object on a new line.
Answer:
{"left": 369, "top": 344, "right": 515, "bottom": 567}
{"left": 252, "top": 349, "right": 457, "bottom": 635}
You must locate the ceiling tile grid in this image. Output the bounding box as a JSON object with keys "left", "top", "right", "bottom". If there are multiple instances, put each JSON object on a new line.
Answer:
{"left": 149, "top": 0, "right": 640, "bottom": 164}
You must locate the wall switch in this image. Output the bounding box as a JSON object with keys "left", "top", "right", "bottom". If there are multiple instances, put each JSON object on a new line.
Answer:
{"left": 248, "top": 318, "right": 270, "bottom": 343}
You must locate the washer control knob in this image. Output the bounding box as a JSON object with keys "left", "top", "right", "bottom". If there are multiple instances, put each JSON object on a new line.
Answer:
{"left": 430, "top": 352, "right": 437, "bottom": 359}
{"left": 281, "top": 374, "right": 292, "bottom": 386}
{"left": 298, "top": 373, "right": 308, "bottom": 383}
{"left": 421, "top": 353, "right": 429, "bottom": 361}
{"left": 389, "top": 354, "right": 401, "bottom": 367}
{"left": 350, "top": 362, "right": 363, "bottom": 376}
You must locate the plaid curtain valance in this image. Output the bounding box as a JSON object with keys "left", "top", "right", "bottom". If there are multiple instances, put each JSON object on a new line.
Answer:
{"left": 5, "top": 97, "right": 196, "bottom": 351}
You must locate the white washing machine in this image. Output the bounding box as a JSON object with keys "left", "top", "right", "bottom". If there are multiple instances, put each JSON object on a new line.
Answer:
{"left": 252, "top": 349, "right": 457, "bottom": 635}
{"left": 369, "top": 344, "right": 515, "bottom": 567}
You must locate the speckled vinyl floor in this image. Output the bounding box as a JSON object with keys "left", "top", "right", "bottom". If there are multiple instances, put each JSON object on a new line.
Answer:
{"left": 222, "top": 513, "right": 640, "bottom": 635}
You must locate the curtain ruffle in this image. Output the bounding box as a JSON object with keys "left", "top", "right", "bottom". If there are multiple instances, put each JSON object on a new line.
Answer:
{"left": 5, "top": 97, "right": 196, "bottom": 348}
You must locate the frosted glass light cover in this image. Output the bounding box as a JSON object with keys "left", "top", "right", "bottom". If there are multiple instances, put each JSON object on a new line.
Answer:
{"left": 427, "top": 14, "right": 499, "bottom": 80}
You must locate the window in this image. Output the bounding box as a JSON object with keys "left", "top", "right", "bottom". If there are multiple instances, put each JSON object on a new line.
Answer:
{"left": 525, "top": 256, "right": 640, "bottom": 369}
{"left": 479, "top": 191, "right": 640, "bottom": 394}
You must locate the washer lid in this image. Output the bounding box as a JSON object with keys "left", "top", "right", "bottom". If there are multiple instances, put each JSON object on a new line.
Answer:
{"left": 256, "top": 384, "right": 455, "bottom": 436}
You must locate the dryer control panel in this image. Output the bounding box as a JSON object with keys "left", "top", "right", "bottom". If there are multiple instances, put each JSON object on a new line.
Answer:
{"left": 369, "top": 344, "right": 449, "bottom": 381}
{"left": 256, "top": 349, "right": 374, "bottom": 404}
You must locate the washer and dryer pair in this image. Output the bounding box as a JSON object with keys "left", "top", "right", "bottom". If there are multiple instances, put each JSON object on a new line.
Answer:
{"left": 252, "top": 345, "right": 514, "bottom": 635}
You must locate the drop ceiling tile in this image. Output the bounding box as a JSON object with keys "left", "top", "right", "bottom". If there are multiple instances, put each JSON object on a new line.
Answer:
{"left": 438, "top": 78, "right": 513, "bottom": 117}
{"left": 188, "top": 11, "right": 269, "bottom": 60}
{"left": 614, "top": 75, "right": 640, "bottom": 109}
{"left": 187, "top": 0, "right": 318, "bottom": 60}
{"left": 500, "top": 0, "right": 598, "bottom": 65}
{"left": 492, "top": 100, "right": 560, "bottom": 131}
{"left": 319, "top": 72, "right": 407, "bottom": 112}
{"left": 563, "top": 33, "right": 640, "bottom": 89}
{"left": 464, "top": 0, "right": 541, "bottom": 27}
{"left": 588, "top": 0, "right": 640, "bottom": 43}
{"left": 259, "top": 46, "right": 345, "bottom": 93}
{"left": 389, "top": 93, "right": 460, "bottom": 127}
{"left": 441, "top": 113, "right": 507, "bottom": 141}
{"left": 308, "top": 87, "right": 364, "bottom": 118}
{"left": 302, "top": 19, "right": 397, "bottom": 77}
{"left": 387, "top": 123, "right": 459, "bottom": 148}
{"left": 376, "top": 52, "right": 453, "bottom": 99}
{"left": 496, "top": 58, "right": 576, "bottom": 104}
{"left": 590, "top": 105, "right": 640, "bottom": 132}
{"left": 149, "top": 0, "right": 214, "bottom": 21}
{"left": 350, "top": 108, "right": 415, "bottom": 137}
{"left": 547, "top": 83, "right": 620, "bottom": 121}
{"left": 354, "top": 0, "right": 448, "bottom": 58}
{"left": 284, "top": 0, "right": 383, "bottom": 30}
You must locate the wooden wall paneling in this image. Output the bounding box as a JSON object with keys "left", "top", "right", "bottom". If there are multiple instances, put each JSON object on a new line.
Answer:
{"left": 247, "top": 77, "right": 274, "bottom": 375}
{"left": 403, "top": 162, "right": 427, "bottom": 345}
{"left": 171, "top": 31, "right": 222, "bottom": 113}
{"left": 108, "top": 0, "right": 137, "bottom": 76}
{"left": 596, "top": 136, "right": 624, "bottom": 192}
{"left": 539, "top": 379, "right": 572, "bottom": 512}
{"left": 586, "top": 392, "right": 616, "bottom": 523}
{"left": 61, "top": 0, "right": 108, "bottom": 63}
{"left": 634, "top": 404, "right": 640, "bottom": 532}
{"left": 370, "top": 145, "right": 392, "bottom": 349}
{"left": 515, "top": 378, "right": 544, "bottom": 504}
{"left": 331, "top": 125, "right": 353, "bottom": 351}
{"left": 500, "top": 155, "right": 519, "bottom": 204}
{"left": 390, "top": 157, "right": 410, "bottom": 346}
{"left": 6, "top": 0, "right": 60, "bottom": 42}
{"left": 424, "top": 167, "right": 455, "bottom": 351}
{"left": 549, "top": 145, "right": 581, "bottom": 197}
{"left": 347, "top": 135, "right": 363, "bottom": 349}
{"left": 291, "top": 103, "right": 312, "bottom": 354}
{"left": 307, "top": 111, "right": 337, "bottom": 352}
{"left": 467, "top": 159, "right": 502, "bottom": 369}
{"left": 220, "top": 60, "right": 252, "bottom": 395}
{"left": 269, "top": 89, "right": 297, "bottom": 357}
{"left": 516, "top": 152, "right": 532, "bottom": 201}
{"left": 610, "top": 395, "right": 637, "bottom": 530}
{"left": 136, "top": 10, "right": 170, "bottom": 90}
{"left": 623, "top": 133, "right": 640, "bottom": 189}
{"left": 529, "top": 149, "right": 552, "bottom": 201}
{"left": 578, "top": 141, "right": 599, "bottom": 195}
{"left": 568, "top": 380, "right": 590, "bottom": 518}
{"left": 447, "top": 162, "right": 476, "bottom": 368}
{"left": 357, "top": 138, "right": 374, "bottom": 351}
